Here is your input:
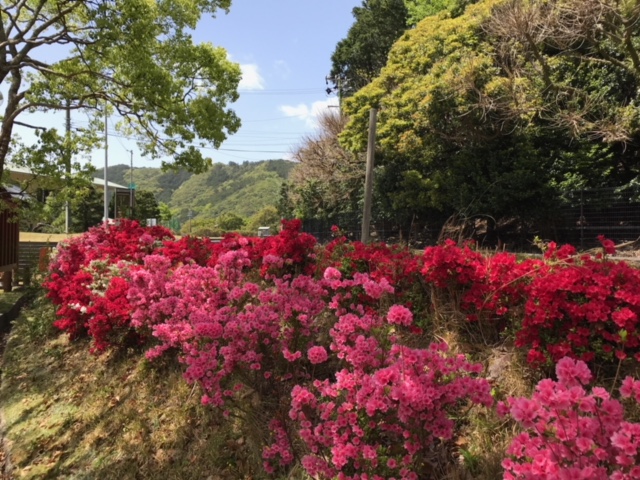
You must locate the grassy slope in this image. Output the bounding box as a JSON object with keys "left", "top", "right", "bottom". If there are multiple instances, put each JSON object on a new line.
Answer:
{"left": 0, "top": 292, "right": 23, "bottom": 316}
{"left": 0, "top": 293, "right": 531, "bottom": 480}
{"left": 0, "top": 299, "right": 260, "bottom": 480}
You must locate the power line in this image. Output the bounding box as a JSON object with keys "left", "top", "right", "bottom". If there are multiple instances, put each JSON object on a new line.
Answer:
{"left": 217, "top": 148, "right": 290, "bottom": 153}
{"left": 71, "top": 120, "right": 306, "bottom": 138}
{"left": 105, "top": 131, "right": 291, "bottom": 154}
{"left": 242, "top": 114, "right": 310, "bottom": 122}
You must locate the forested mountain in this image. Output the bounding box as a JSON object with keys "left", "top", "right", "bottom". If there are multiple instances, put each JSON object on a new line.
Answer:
{"left": 94, "top": 164, "right": 193, "bottom": 204}
{"left": 96, "top": 159, "right": 295, "bottom": 223}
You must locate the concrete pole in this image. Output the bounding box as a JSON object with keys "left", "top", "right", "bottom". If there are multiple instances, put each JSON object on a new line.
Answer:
{"left": 65, "top": 102, "right": 71, "bottom": 233}
{"left": 103, "top": 104, "right": 109, "bottom": 229}
{"left": 361, "top": 108, "right": 377, "bottom": 243}
{"left": 129, "top": 150, "right": 134, "bottom": 218}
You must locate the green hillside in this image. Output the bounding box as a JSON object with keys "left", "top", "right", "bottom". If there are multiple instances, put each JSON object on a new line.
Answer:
{"left": 94, "top": 165, "right": 193, "bottom": 204}
{"left": 96, "top": 160, "right": 295, "bottom": 222}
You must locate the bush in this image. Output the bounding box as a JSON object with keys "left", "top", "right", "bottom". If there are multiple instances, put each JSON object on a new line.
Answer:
{"left": 502, "top": 356, "right": 640, "bottom": 479}
{"left": 43, "top": 221, "right": 640, "bottom": 478}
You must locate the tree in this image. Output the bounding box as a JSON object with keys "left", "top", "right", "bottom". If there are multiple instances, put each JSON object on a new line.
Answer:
{"left": 329, "top": 0, "right": 408, "bottom": 98}
{"left": 43, "top": 182, "right": 104, "bottom": 232}
{"left": 215, "top": 212, "right": 245, "bottom": 231}
{"left": 483, "top": 0, "right": 640, "bottom": 147}
{"left": 66, "top": 185, "right": 104, "bottom": 231}
{"left": 158, "top": 201, "right": 178, "bottom": 223}
{"left": 244, "top": 205, "right": 281, "bottom": 235}
{"left": 404, "top": 0, "right": 477, "bottom": 25}
{"left": 341, "top": 0, "right": 562, "bottom": 224}
{"left": 131, "top": 190, "right": 160, "bottom": 224}
{"left": 341, "top": 0, "right": 640, "bottom": 242}
{"left": 180, "top": 217, "right": 217, "bottom": 237}
{"left": 0, "top": 0, "right": 241, "bottom": 183}
{"left": 286, "top": 110, "right": 365, "bottom": 219}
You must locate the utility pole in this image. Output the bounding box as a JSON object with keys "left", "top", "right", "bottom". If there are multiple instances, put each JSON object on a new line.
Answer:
{"left": 326, "top": 75, "right": 345, "bottom": 112}
{"left": 361, "top": 108, "right": 377, "bottom": 243}
{"left": 103, "top": 103, "right": 109, "bottom": 229}
{"left": 64, "top": 100, "right": 71, "bottom": 234}
{"left": 129, "top": 150, "right": 134, "bottom": 219}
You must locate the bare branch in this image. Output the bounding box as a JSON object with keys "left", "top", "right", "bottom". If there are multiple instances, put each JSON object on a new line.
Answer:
{"left": 13, "top": 120, "right": 46, "bottom": 130}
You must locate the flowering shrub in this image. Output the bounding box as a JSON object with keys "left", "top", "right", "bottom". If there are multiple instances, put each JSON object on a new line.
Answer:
{"left": 288, "top": 272, "right": 493, "bottom": 479}
{"left": 422, "top": 239, "right": 486, "bottom": 291}
{"left": 48, "top": 219, "right": 172, "bottom": 274}
{"left": 44, "top": 217, "right": 640, "bottom": 478}
{"left": 156, "top": 235, "right": 216, "bottom": 266}
{"left": 517, "top": 241, "right": 640, "bottom": 365}
{"left": 262, "top": 419, "right": 295, "bottom": 474}
{"left": 258, "top": 219, "right": 317, "bottom": 277}
{"left": 501, "top": 357, "right": 640, "bottom": 479}
{"left": 292, "top": 341, "right": 493, "bottom": 479}
{"left": 126, "top": 242, "right": 490, "bottom": 478}
{"left": 45, "top": 220, "right": 172, "bottom": 350}
{"left": 322, "top": 235, "right": 421, "bottom": 289}
{"left": 420, "top": 238, "right": 640, "bottom": 366}
{"left": 131, "top": 262, "right": 328, "bottom": 409}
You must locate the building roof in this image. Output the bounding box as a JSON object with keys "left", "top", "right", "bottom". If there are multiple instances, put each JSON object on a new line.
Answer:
{"left": 5, "top": 164, "right": 128, "bottom": 189}
{"left": 3, "top": 184, "right": 32, "bottom": 201}
{"left": 90, "top": 177, "right": 129, "bottom": 189}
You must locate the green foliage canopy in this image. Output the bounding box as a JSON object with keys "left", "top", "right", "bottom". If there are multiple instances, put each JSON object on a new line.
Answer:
{"left": 0, "top": 0, "right": 241, "bottom": 181}
{"left": 341, "top": 0, "right": 640, "bottom": 224}
{"left": 132, "top": 190, "right": 160, "bottom": 224}
{"left": 341, "top": 0, "right": 550, "bottom": 220}
{"left": 404, "top": 0, "right": 477, "bottom": 25}
{"left": 329, "top": 0, "right": 408, "bottom": 98}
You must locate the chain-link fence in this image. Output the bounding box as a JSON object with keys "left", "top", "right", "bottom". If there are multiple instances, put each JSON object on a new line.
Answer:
{"left": 301, "top": 213, "right": 442, "bottom": 246}
{"left": 302, "top": 214, "right": 391, "bottom": 244}
{"left": 302, "top": 187, "right": 640, "bottom": 251}
{"left": 160, "top": 218, "right": 181, "bottom": 234}
{"left": 555, "top": 186, "right": 640, "bottom": 249}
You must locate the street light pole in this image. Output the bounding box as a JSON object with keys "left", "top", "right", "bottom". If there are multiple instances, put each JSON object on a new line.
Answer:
{"left": 103, "top": 103, "right": 109, "bottom": 229}
{"left": 65, "top": 100, "right": 71, "bottom": 234}
{"left": 129, "top": 150, "right": 134, "bottom": 218}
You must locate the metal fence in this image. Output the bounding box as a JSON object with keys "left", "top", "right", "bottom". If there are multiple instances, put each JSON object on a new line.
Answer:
{"left": 301, "top": 213, "right": 441, "bottom": 246}
{"left": 302, "top": 186, "right": 640, "bottom": 251}
{"left": 302, "top": 214, "right": 392, "bottom": 244}
{"left": 555, "top": 186, "right": 640, "bottom": 249}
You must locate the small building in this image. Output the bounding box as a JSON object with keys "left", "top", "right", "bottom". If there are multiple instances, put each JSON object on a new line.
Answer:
{"left": 5, "top": 164, "right": 130, "bottom": 206}
{"left": 0, "top": 188, "right": 19, "bottom": 292}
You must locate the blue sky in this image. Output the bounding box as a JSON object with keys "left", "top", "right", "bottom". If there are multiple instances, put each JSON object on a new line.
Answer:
{"left": 12, "top": 0, "right": 362, "bottom": 171}
{"left": 198, "top": 0, "right": 361, "bottom": 165}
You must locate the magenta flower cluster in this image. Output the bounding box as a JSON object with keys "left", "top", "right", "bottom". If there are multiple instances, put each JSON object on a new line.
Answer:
{"left": 43, "top": 220, "right": 640, "bottom": 478}
{"left": 502, "top": 357, "right": 640, "bottom": 479}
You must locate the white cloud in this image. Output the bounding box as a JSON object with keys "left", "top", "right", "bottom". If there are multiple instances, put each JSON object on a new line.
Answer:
{"left": 278, "top": 97, "right": 339, "bottom": 127}
{"left": 239, "top": 63, "right": 265, "bottom": 91}
{"left": 280, "top": 103, "right": 308, "bottom": 118}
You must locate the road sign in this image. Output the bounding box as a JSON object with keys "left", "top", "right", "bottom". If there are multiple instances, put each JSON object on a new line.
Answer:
{"left": 129, "top": 183, "right": 137, "bottom": 190}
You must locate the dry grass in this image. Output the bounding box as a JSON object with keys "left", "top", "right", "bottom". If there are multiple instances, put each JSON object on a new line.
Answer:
{"left": 0, "top": 307, "right": 258, "bottom": 480}
{"left": 0, "top": 292, "right": 23, "bottom": 316}
{"left": 0, "top": 291, "right": 545, "bottom": 480}
{"left": 18, "top": 233, "right": 81, "bottom": 243}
